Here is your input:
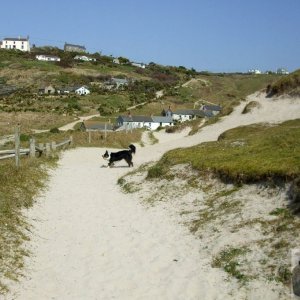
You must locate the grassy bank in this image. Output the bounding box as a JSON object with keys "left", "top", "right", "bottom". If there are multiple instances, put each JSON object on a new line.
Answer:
{"left": 0, "top": 157, "right": 57, "bottom": 294}
{"left": 147, "top": 119, "right": 300, "bottom": 184}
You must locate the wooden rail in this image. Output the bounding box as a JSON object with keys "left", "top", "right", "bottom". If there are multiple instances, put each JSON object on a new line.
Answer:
{"left": 0, "top": 128, "right": 73, "bottom": 167}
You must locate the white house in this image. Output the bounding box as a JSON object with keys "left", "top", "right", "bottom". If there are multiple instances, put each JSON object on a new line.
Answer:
{"left": 248, "top": 69, "right": 262, "bottom": 74}
{"left": 172, "top": 109, "right": 205, "bottom": 122}
{"left": 116, "top": 115, "right": 174, "bottom": 131}
{"left": 277, "top": 68, "right": 289, "bottom": 75}
{"left": 151, "top": 116, "right": 174, "bottom": 130}
{"left": 131, "top": 62, "right": 146, "bottom": 69}
{"left": 36, "top": 55, "right": 61, "bottom": 62}
{"left": 201, "top": 104, "right": 222, "bottom": 116}
{"left": 0, "top": 36, "right": 30, "bottom": 52}
{"left": 74, "top": 55, "right": 96, "bottom": 62}
{"left": 75, "top": 86, "right": 90, "bottom": 95}
{"left": 113, "top": 58, "right": 120, "bottom": 64}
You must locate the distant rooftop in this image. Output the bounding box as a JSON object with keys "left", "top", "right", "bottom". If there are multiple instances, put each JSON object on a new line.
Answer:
{"left": 3, "top": 37, "right": 29, "bottom": 41}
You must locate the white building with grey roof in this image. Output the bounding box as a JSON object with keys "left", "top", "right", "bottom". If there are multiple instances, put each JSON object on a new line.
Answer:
{"left": 0, "top": 36, "right": 30, "bottom": 52}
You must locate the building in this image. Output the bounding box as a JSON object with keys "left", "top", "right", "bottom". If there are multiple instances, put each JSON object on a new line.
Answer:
{"left": 248, "top": 69, "right": 262, "bottom": 74}
{"left": 80, "top": 121, "right": 114, "bottom": 132}
{"left": 64, "top": 43, "right": 86, "bottom": 53}
{"left": 201, "top": 104, "right": 222, "bottom": 116}
{"left": 113, "top": 58, "right": 120, "bottom": 64}
{"left": 74, "top": 86, "right": 90, "bottom": 95}
{"left": 277, "top": 68, "right": 289, "bottom": 75}
{"left": 131, "top": 62, "right": 146, "bottom": 69}
{"left": 0, "top": 36, "right": 30, "bottom": 52}
{"left": 172, "top": 109, "right": 206, "bottom": 122}
{"left": 38, "top": 85, "right": 56, "bottom": 95}
{"left": 116, "top": 115, "right": 174, "bottom": 131}
{"left": 74, "top": 55, "right": 96, "bottom": 62}
{"left": 36, "top": 55, "right": 61, "bottom": 62}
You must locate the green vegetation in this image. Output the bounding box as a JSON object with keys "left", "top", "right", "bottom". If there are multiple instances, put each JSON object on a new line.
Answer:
{"left": 267, "top": 69, "right": 300, "bottom": 97}
{"left": 147, "top": 119, "right": 300, "bottom": 184}
{"left": 0, "top": 157, "right": 58, "bottom": 294}
{"left": 0, "top": 48, "right": 283, "bottom": 122}
{"left": 241, "top": 101, "right": 260, "bottom": 114}
{"left": 212, "top": 246, "right": 251, "bottom": 284}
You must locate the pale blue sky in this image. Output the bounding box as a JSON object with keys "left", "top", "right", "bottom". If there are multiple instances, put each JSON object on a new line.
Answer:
{"left": 1, "top": 0, "right": 299, "bottom": 72}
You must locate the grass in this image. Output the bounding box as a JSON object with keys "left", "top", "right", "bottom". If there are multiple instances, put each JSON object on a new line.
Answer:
{"left": 241, "top": 101, "right": 260, "bottom": 114}
{"left": 147, "top": 119, "right": 300, "bottom": 184}
{"left": 0, "top": 112, "right": 75, "bottom": 135}
{"left": 212, "top": 246, "right": 251, "bottom": 284}
{"left": 267, "top": 69, "right": 300, "bottom": 97}
{"left": 0, "top": 156, "right": 58, "bottom": 294}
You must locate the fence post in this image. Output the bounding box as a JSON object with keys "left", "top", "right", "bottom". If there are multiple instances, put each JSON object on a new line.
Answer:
{"left": 69, "top": 135, "right": 73, "bottom": 146}
{"left": 15, "top": 125, "right": 20, "bottom": 168}
{"left": 45, "top": 143, "right": 51, "bottom": 157}
{"left": 30, "top": 138, "right": 36, "bottom": 158}
{"left": 51, "top": 141, "right": 56, "bottom": 151}
{"left": 88, "top": 131, "right": 91, "bottom": 144}
{"left": 104, "top": 123, "right": 107, "bottom": 140}
{"left": 38, "top": 143, "right": 44, "bottom": 156}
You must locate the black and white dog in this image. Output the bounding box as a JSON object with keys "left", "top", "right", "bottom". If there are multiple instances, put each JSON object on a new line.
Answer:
{"left": 102, "top": 144, "right": 136, "bottom": 167}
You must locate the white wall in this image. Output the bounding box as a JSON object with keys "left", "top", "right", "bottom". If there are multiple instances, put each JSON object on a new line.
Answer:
{"left": 1, "top": 39, "right": 30, "bottom": 52}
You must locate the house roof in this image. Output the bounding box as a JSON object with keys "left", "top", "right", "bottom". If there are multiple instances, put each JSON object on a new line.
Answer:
{"left": 36, "top": 55, "right": 60, "bottom": 59}
{"left": 3, "top": 37, "right": 29, "bottom": 41}
{"left": 118, "top": 115, "right": 153, "bottom": 122}
{"left": 118, "top": 115, "right": 173, "bottom": 123}
{"left": 151, "top": 116, "right": 173, "bottom": 123}
{"left": 82, "top": 121, "right": 114, "bottom": 131}
{"left": 75, "top": 85, "right": 89, "bottom": 89}
{"left": 64, "top": 43, "right": 86, "bottom": 50}
{"left": 203, "top": 105, "right": 221, "bottom": 111}
{"left": 173, "top": 109, "right": 205, "bottom": 117}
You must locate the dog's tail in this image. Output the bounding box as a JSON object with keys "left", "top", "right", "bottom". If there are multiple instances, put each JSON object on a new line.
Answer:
{"left": 129, "top": 144, "right": 136, "bottom": 154}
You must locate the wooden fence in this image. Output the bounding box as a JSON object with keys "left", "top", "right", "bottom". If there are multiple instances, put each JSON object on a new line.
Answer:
{"left": 0, "top": 126, "right": 73, "bottom": 167}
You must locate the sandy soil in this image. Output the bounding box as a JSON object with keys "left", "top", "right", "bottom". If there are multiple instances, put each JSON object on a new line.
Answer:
{"left": 6, "top": 93, "right": 300, "bottom": 300}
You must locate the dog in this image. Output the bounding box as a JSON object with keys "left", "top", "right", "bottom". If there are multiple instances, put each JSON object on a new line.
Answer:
{"left": 102, "top": 144, "right": 136, "bottom": 167}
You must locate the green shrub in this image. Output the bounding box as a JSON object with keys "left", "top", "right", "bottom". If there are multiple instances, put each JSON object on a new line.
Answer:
{"left": 50, "top": 127, "right": 60, "bottom": 133}
{"left": 146, "top": 164, "right": 166, "bottom": 179}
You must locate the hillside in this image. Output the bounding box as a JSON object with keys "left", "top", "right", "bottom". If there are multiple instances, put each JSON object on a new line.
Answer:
{"left": 0, "top": 48, "right": 282, "bottom": 123}
{"left": 267, "top": 68, "right": 300, "bottom": 97}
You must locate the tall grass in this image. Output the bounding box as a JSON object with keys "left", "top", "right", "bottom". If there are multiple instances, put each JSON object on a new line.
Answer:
{"left": 0, "top": 157, "right": 57, "bottom": 294}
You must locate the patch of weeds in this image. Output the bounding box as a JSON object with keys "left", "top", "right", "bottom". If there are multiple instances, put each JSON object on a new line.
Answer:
{"left": 212, "top": 246, "right": 251, "bottom": 284}
{"left": 117, "top": 177, "right": 125, "bottom": 186}
{"left": 276, "top": 264, "right": 292, "bottom": 285}
{"left": 190, "top": 189, "right": 242, "bottom": 233}
{"left": 148, "top": 132, "right": 159, "bottom": 145}
{"left": 121, "top": 182, "right": 140, "bottom": 194}
{"left": 118, "top": 178, "right": 141, "bottom": 194}
{"left": 146, "top": 164, "right": 167, "bottom": 179}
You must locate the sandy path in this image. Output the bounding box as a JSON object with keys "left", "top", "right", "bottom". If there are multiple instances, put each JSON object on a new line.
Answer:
{"left": 58, "top": 114, "right": 99, "bottom": 131}
{"left": 8, "top": 93, "right": 300, "bottom": 299}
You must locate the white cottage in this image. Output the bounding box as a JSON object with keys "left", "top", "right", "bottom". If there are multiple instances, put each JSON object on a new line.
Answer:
{"left": 36, "top": 55, "right": 61, "bottom": 62}
{"left": 1, "top": 36, "right": 30, "bottom": 52}
{"left": 172, "top": 109, "right": 205, "bottom": 122}
{"left": 75, "top": 86, "right": 90, "bottom": 95}
{"left": 116, "top": 115, "right": 173, "bottom": 131}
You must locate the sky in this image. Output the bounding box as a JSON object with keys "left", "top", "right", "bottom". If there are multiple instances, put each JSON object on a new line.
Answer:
{"left": 0, "top": 0, "right": 299, "bottom": 73}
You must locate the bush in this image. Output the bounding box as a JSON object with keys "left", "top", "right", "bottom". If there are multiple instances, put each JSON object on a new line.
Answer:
{"left": 50, "top": 127, "right": 60, "bottom": 133}
{"left": 146, "top": 164, "right": 166, "bottom": 179}
{"left": 20, "top": 134, "right": 30, "bottom": 142}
